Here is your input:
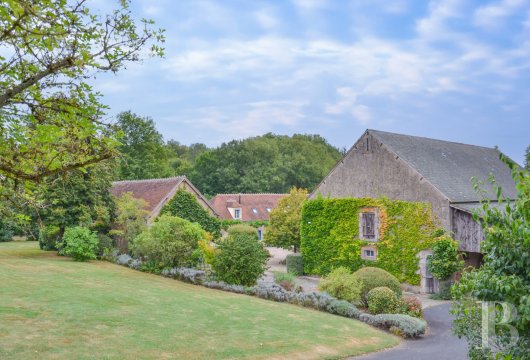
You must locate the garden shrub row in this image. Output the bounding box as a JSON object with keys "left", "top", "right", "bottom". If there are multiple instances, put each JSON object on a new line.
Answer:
{"left": 111, "top": 254, "right": 427, "bottom": 338}
{"left": 286, "top": 253, "right": 304, "bottom": 275}
{"left": 301, "top": 197, "right": 438, "bottom": 284}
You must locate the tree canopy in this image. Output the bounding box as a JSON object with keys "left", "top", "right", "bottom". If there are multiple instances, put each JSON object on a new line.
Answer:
{"left": 189, "top": 133, "right": 342, "bottom": 196}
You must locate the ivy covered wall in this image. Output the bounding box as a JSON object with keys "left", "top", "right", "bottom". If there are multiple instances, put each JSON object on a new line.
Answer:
{"left": 300, "top": 197, "right": 439, "bottom": 285}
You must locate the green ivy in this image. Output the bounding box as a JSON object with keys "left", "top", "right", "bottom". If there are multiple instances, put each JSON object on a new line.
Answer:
{"left": 300, "top": 198, "right": 438, "bottom": 285}
{"left": 161, "top": 189, "right": 221, "bottom": 238}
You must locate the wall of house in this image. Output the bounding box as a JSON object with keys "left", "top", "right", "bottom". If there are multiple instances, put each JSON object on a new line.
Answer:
{"left": 451, "top": 207, "right": 485, "bottom": 253}
{"left": 311, "top": 132, "right": 451, "bottom": 229}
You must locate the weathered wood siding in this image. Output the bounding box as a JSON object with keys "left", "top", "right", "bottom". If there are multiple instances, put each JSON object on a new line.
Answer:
{"left": 451, "top": 207, "right": 484, "bottom": 252}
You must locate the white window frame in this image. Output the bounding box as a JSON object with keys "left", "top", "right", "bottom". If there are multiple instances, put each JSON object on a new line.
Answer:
{"left": 234, "top": 208, "right": 241, "bottom": 219}
{"left": 361, "top": 246, "right": 377, "bottom": 261}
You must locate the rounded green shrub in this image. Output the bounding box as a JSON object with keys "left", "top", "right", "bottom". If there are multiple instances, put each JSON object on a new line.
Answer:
{"left": 212, "top": 233, "right": 269, "bottom": 286}
{"left": 427, "top": 236, "right": 463, "bottom": 281}
{"left": 353, "top": 267, "right": 402, "bottom": 306}
{"left": 226, "top": 224, "right": 258, "bottom": 239}
{"left": 367, "top": 286, "right": 400, "bottom": 314}
{"left": 60, "top": 226, "right": 99, "bottom": 261}
{"left": 131, "top": 215, "right": 207, "bottom": 269}
{"left": 286, "top": 253, "right": 304, "bottom": 275}
{"left": 319, "top": 267, "right": 363, "bottom": 304}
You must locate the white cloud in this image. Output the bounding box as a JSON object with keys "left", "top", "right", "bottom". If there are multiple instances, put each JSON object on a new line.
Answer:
{"left": 326, "top": 87, "right": 371, "bottom": 125}
{"left": 473, "top": 0, "right": 526, "bottom": 29}
{"left": 291, "top": 0, "right": 328, "bottom": 10}
{"left": 254, "top": 8, "right": 280, "bottom": 30}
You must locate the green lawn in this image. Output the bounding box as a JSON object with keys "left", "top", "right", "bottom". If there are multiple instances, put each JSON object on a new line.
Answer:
{"left": 0, "top": 241, "right": 398, "bottom": 359}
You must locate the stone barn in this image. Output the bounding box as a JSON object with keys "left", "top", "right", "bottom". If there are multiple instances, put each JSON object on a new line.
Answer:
{"left": 311, "top": 129, "right": 518, "bottom": 282}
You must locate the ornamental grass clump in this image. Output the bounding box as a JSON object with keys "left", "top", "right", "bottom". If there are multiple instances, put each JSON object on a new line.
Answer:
{"left": 319, "top": 267, "right": 362, "bottom": 304}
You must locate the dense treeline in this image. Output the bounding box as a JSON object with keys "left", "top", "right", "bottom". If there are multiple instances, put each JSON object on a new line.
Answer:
{"left": 116, "top": 111, "right": 343, "bottom": 196}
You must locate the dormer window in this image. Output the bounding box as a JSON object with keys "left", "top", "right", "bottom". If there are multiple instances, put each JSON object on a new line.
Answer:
{"left": 266, "top": 208, "right": 271, "bottom": 213}
{"left": 252, "top": 208, "right": 258, "bottom": 214}
{"left": 359, "top": 209, "right": 378, "bottom": 241}
{"left": 234, "top": 209, "right": 241, "bottom": 219}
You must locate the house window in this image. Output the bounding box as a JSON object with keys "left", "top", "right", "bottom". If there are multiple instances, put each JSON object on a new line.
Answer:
{"left": 234, "top": 209, "right": 241, "bottom": 219}
{"left": 252, "top": 208, "right": 258, "bottom": 214}
{"left": 257, "top": 229, "right": 263, "bottom": 241}
{"left": 266, "top": 207, "right": 271, "bottom": 213}
{"left": 360, "top": 211, "right": 377, "bottom": 240}
{"left": 361, "top": 246, "right": 377, "bottom": 260}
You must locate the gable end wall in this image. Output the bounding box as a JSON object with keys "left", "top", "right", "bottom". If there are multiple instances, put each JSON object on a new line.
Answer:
{"left": 311, "top": 132, "right": 450, "bottom": 229}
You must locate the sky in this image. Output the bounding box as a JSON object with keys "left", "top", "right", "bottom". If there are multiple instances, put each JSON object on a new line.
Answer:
{"left": 92, "top": 0, "right": 530, "bottom": 164}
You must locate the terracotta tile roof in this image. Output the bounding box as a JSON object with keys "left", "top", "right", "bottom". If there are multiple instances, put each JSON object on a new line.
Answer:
{"left": 210, "top": 194, "right": 287, "bottom": 221}
{"left": 111, "top": 177, "right": 185, "bottom": 217}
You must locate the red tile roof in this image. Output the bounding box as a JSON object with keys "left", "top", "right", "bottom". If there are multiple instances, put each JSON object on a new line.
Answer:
{"left": 210, "top": 194, "right": 287, "bottom": 221}
{"left": 111, "top": 177, "right": 186, "bottom": 217}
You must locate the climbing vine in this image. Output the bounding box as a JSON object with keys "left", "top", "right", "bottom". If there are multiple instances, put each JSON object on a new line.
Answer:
{"left": 161, "top": 189, "right": 221, "bottom": 238}
{"left": 300, "top": 198, "right": 439, "bottom": 285}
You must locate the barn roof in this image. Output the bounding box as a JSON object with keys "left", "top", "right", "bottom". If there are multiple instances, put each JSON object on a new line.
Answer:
{"left": 368, "top": 130, "right": 519, "bottom": 202}
{"left": 111, "top": 176, "right": 216, "bottom": 219}
{"left": 210, "top": 194, "right": 287, "bottom": 221}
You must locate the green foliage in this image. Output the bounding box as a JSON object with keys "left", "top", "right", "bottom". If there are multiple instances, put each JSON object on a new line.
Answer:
{"left": 226, "top": 224, "right": 258, "bottom": 239}
{"left": 400, "top": 296, "right": 423, "bottom": 318}
{"left": 116, "top": 111, "right": 173, "bottom": 180}
{"left": 427, "top": 235, "right": 463, "bottom": 280}
{"left": 452, "top": 157, "right": 530, "bottom": 359}
{"left": 0, "top": 1, "right": 163, "bottom": 184}
{"left": 161, "top": 189, "right": 221, "bottom": 238}
{"left": 353, "top": 267, "right": 402, "bottom": 306}
{"left": 300, "top": 197, "right": 438, "bottom": 284}
{"left": 0, "top": 218, "right": 15, "bottom": 242}
{"left": 38, "top": 225, "right": 61, "bottom": 251}
{"left": 319, "top": 267, "right": 363, "bottom": 304}
{"left": 265, "top": 188, "right": 307, "bottom": 251}
{"left": 166, "top": 141, "right": 209, "bottom": 177}
{"left": 189, "top": 133, "right": 342, "bottom": 196}
{"left": 111, "top": 192, "right": 149, "bottom": 249}
{"left": 286, "top": 253, "right": 304, "bottom": 275}
{"left": 367, "top": 287, "right": 400, "bottom": 314}
{"left": 430, "top": 280, "right": 452, "bottom": 300}
{"left": 131, "top": 215, "right": 207, "bottom": 269}
{"left": 212, "top": 233, "right": 269, "bottom": 286}
{"left": 60, "top": 227, "right": 99, "bottom": 262}
{"left": 35, "top": 162, "right": 116, "bottom": 236}
{"left": 220, "top": 219, "right": 268, "bottom": 231}
{"left": 273, "top": 272, "right": 296, "bottom": 291}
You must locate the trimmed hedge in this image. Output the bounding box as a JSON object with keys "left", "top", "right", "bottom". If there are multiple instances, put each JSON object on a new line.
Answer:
{"left": 286, "top": 253, "right": 304, "bottom": 275}
{"left": 300, "top": 197, "right": 438, "bottom": 284}
{"left": 161, "top": 189, "right": 221, "bottom": 238}
{"left": 367, "top": 286, "right": 400, "bottom": 314}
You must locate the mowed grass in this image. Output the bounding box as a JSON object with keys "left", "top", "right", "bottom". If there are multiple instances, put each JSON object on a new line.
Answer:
{"left": 0, "top": 242, "right": 398, "bottom": 360}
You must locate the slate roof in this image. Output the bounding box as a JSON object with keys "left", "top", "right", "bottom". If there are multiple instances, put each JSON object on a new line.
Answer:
{"left": 368, "top": 130, "right": 518, "bottom": 202}
{"left": 111, "top": 176, "right": 216, "bottom": 219}
{"left": 210, "top": 194, "right": 287, "bottom": 221}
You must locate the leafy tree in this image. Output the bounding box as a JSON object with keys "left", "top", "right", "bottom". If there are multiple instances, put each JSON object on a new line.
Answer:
{"left": 131, "top": 215, "right": 207, "bottom": 269}
{"left": 116, "top": 111, "right": 172, "bottom": 180}
{"left": 265, "top": 188, "right": 307, "bottom": 252}
{"left": 35, "top": 161, "right": 116, "bottom": 239}
{"left": 166, "top": 141, "right": 209, "bottom": 176}
{"left": 212, "top": 233, "right": 269, "bottom": 286}
{"left": 427, "top": 235, "right": 463, "bottom": 281}
{"left": 452, "top": 156, "right": 530, "bottom": 359}
{"left": 189, "top": 133, "right": 342, "bottom": 196}
{"left": 111, "top": 192, "right": 149, "bottom": 251}
{"left": 0, "top": 0, "right": 164, "bottom": 184}
{"left": 160, "top": 189, "right": 221, "bottom": 238}
{"left": 60, "top": 226, "right": 99, "bottom": 262}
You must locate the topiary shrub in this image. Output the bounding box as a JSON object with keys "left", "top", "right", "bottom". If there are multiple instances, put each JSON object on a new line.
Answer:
{"left": 353, "top": 267, "right": 402, "bottom": 306}
{"left": 226, "top": 224, "right": 258, "bottom": 239}
{"left": 319, "top": 267, "right": 363, "bottom": 304}
{"left": 131, "top": 215, "right": 207, "bottom": 269}
{"left": 286, "top": 253, "right": 304, "bottom": 275}
{"left": 60, "top": 226, "right": 99, "bottom": 261}
{"left": 212, "top": 233, "right": 269, "bottom": 286}
{"left": 367, "top": 286, "right": 400, "bottom": 314}
{"left": 161, "top": 189, "right": 221, "bottom": 238}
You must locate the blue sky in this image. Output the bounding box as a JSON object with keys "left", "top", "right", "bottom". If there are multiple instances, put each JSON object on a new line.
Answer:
{"left": 92, "top": 0, "right": 530, "bottom": 164}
